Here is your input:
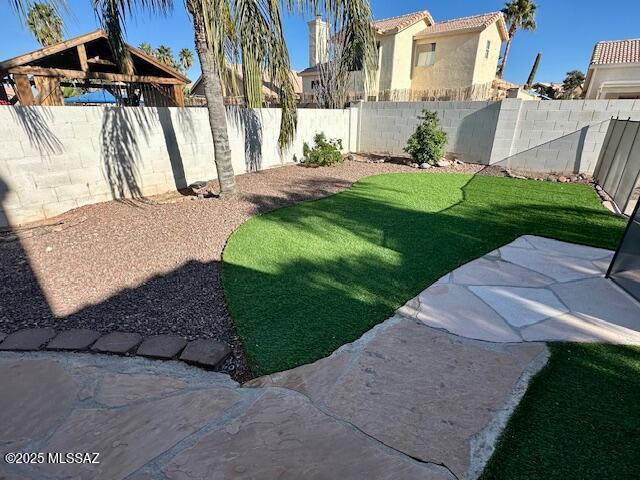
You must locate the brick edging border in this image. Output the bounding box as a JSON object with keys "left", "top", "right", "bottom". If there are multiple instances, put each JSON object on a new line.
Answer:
{"left": 0, "top": 328, "right": 231, "bottom": 370}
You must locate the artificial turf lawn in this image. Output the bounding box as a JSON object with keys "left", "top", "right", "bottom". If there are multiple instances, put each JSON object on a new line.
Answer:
{"left": 480, "top": 343, "right": 640, "bottom": 480}
{"left": 223, "top": 173, "right": 626, "bottom": 376}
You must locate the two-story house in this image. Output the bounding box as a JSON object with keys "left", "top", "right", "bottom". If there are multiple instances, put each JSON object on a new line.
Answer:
{"left": 300, "top": 9, "right": 508, "bottom": 102}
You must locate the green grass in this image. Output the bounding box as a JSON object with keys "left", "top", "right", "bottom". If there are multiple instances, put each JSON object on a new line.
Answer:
{"left": 481, "top": 343, "right": 640, "bottom": 480}
{"left": 223, "top": 173, "right": 625, "bottom": 376}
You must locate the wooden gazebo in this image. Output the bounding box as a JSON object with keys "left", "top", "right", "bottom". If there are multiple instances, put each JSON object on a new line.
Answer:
{"left": 0, "top": 30, "right": 190, "bottom": 107}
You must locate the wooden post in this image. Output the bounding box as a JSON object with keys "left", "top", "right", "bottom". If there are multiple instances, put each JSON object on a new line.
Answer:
{"left": 0, "top": 83, "right": 8, "bottom": 101}
{"left": 13, "top": 74, "right": 34, "bottom": 106}
{"left": 77, "top": 44, "right": 89, "bottom": 72}
{"left": 34, "top": 76, "right": 63, "bottom": 106}
{"left": 172, "top": 84, "right": 185, "bottom": 107}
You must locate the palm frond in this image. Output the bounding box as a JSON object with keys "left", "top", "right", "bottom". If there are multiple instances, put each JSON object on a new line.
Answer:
{"left": 92, "top": 0, "right": 174, "bottom": 74}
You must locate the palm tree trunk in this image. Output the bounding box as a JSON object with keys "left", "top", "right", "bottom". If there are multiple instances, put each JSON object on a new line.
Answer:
{"left": 497, "top": 25, "right": 518, "bottom": 79}
{"left": 497, "top": 38, "right": 512, "bottom": 79}
{"left": 190, "top": 12, "right": 236, "bottom": 194}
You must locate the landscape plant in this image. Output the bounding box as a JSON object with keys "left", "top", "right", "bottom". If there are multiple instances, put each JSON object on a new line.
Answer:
{"left": 301, "top": 133, "right": 344, "bottom": 167}
{"left": 404, "top": 110, "right": 448, "bottom": 165}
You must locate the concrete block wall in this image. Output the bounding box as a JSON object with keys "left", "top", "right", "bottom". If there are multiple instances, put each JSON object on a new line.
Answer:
{"left": 0, "top": 106, "right": 352, "bottom": 227}
{"left": 358, "top": 101, "right": 501, "bottom": 164}
{"left": 358, "top": 98, "right": 640, "bottom": 174}
{"left": 494, "top": 99, "right": 640, "bottom": 173}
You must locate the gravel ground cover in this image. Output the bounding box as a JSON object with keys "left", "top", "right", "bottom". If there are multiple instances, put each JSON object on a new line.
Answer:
{"left": 0, "top": 161, "right": 483, "bottom": 381}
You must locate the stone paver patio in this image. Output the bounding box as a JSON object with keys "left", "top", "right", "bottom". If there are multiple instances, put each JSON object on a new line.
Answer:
{"left": 402, "top": 235, "right": 640, "bottom": 345}
{"left": 1, "top": 236, "right": 638, "bottom": 480}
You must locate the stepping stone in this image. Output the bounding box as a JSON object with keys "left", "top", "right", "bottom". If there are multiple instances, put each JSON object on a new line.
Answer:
{"left": 451, "top": 257, "right": 554, "bottom": 287}
{"left": 0, "top": 328, "right": 56, "bottom": 351}
{"left": 551, "top": 277, "right": 640, "bottom": 331}
{"left": 180, "top": 339, "right": 231, "bottom": 369}
{"left": 521, "top": 312, "right": 640, "bottom": 344}
{"left": 500, "top": 247, "right": 602, "bottom": 282}
{"left": 417, "top": 284, "right": 521, "bottom": 342}
{"left": 137, "top": 335, "right": 187, "bottom": 360}
{"left": 91, "top": 332, "right": 142, "bottom": 355}
{"left": 469, "top": 286, "right": 569, "bottom": 328}
{"left": 46, "top": 329, "right": 101, "bottom": 351}
{"left": 522, "top": 235, "right": 613, "bottom": 260}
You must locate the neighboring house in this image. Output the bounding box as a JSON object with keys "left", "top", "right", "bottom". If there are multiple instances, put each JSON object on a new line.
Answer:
{"left": 190, "top": 66, "right": 303, "bottom": 105}
{"left": 584, "top": 38, "right": 640, "bottom": 99}
{"left": 300, "top": 9, "right": 508, "bottom": 102}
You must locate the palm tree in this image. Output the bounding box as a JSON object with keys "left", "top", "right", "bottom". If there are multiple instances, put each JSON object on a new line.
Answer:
{"left": 26, "top": 2, "right": 63, "bottom": 46}
{"left": 12, "top": 0, "right": 375, "bottom": 194}
{"left": 154, "top": 45, "right": 176, "bottom": 68}
{"left": 138, "top": 42, "right": 153, "bottom": 56}
{"left": 497, "top": 0, "right": 537, "bottom": 79}
{"left": 179, "top": 48, "right": 193, "bottom": 72}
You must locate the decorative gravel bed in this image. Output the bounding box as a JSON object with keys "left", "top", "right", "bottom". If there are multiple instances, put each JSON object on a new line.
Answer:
{"left": 1, "top": 160, "right": 485, "bottom": 381}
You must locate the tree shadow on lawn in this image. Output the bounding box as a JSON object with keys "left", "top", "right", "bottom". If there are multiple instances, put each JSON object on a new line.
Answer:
{"left": 223, "top": 173, "right": 627, "bottom": 376}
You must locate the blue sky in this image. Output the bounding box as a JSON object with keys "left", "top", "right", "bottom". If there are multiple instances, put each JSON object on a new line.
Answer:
{"left": 2, "top": 0, "right": 639, "bottom": 84}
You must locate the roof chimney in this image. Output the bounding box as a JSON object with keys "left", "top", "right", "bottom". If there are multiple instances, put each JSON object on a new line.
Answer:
{"left": 308, "top": 16, "right": 328, "bottom": 67}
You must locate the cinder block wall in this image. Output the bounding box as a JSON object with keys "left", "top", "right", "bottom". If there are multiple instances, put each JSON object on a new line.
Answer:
{"left": 0, "top": 106, "right": 352, "bottom": 226}
{"left": 493, "top": 99, "right": 640, "bottom": 173}
{"left": 358, "top": 101, "right": 501, "bottom": 164}
{"left": 358, "top": 98, "right": 640, "bottom": 174}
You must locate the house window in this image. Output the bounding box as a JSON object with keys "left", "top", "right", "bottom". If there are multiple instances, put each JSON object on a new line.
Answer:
{"left": 415, "top": 43, "right": 436, "bottom": 67}
{"left": 485, "top": 40, "right": 491, "bottom": 59}
{"left": 311, "top": 80, "right": 320, "bottom": 90}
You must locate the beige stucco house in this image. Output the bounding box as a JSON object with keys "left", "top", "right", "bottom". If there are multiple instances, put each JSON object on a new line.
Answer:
{"left": 300, "top": 9, "right": 508, "bottom": 102}
{"left": 584, "top": 38, "right": 640, "bottom": 99}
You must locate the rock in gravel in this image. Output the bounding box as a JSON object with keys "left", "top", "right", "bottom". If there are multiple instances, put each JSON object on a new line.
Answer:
{"left": 46, "top": 329, "right": 101, "bottom": 351}
{"left": 436, "top": 159, "right": 451, "bottom": 167}
{"left": 137, "top": 335, "right": 188, "bottom": 360}
{"left": 419, "top": 163, "right": 431, "bottom": 169}
{"left": 91, "top": 332, "right": 142, "bottom": 355}
{"left": 409, "top": 163, "right": 419, "bottom": 168}
{"left": 0, "top": 328, "right": 56, "bottom": 351}
{"left": 180, "top": 339, "right": 231, "bottom": 369}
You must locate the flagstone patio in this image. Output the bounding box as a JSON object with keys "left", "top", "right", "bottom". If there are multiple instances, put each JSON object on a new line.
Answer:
{"left": 1, "top": 236, "right": 638, "bottom": 480}
{"left": 400, "top": 235, "right": 640, "bottom": 345}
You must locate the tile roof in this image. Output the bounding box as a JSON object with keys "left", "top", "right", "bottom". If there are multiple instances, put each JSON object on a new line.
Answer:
{"left": 373, "top": 10, "right": 434, "bottom": 34}
{"left": 590, "top": 39, "right": 640, "bottom": 65}
{"left": 416, "top": 12, "right": 507, "bottom": 40}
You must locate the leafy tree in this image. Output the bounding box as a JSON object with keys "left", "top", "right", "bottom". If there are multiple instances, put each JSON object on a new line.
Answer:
{"left": 26, "top": 2, "right": 63, "bottom": 46}
{"left": 497, "top": 0, "right": 537, "bottom": 79}
{"left": 10, "top": 0, "right": 375, "bottom": 195}
{"left": 404, "top": 110, "right": 448, "bottom": 166}
{"left": 179, "top": 48, "right": 194, "bottom": 72}
{"left": 561, "top": 70, "right": 585, "bottom": 99}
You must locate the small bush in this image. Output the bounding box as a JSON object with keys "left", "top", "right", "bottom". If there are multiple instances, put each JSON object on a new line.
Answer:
{"left": 302, "top": 133, "right": 344, "bottom": 167}
{"left": 404, "top": 110, "right": 448, "bottom": 165}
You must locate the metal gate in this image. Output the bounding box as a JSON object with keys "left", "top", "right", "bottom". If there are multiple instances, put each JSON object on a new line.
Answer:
{"left": 594, "top": 118, "right": 640, "bottom": 214}
{"left": 608, "top": 200, "right": 640, "bottom": 302}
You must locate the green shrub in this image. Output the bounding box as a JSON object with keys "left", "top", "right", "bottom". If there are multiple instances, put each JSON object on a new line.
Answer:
{"left": 404, "top": 110, "right": 448, "bottom": 165}
{"left": 302, "top": 133, "right": 344, "bottom": 167}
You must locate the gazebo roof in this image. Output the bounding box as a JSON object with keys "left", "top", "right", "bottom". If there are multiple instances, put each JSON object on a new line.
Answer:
{"left": 0, "top": 29, "right": 189, "bottom": 85}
